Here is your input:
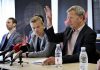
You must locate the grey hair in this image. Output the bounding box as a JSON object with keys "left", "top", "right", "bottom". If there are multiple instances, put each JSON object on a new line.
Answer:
{"left": 67, "top": 5, "right": 85, "bottom": 16}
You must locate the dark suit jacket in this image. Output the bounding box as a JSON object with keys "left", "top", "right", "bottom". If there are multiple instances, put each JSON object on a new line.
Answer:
{"left": 44, "top": 24, "right": 99, "bottom": 63}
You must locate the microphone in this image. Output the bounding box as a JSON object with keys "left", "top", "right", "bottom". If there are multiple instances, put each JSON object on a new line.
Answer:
{"left": 11, "top": 43, "right": 30, "bottom": 63}
{"left": 11, "top": 51, "right": 23, "bottom": 63}
{"left": 4, "top": 35, "right": 28, "bottom": 59}
{"left": 4, "top": 42, "right": 22, "bottom": 60}
{"left": 0, "top": 45, "right": 14, "bottom": 56}
{"left": 0, "top": 45, "right": 13, "bottom": 63}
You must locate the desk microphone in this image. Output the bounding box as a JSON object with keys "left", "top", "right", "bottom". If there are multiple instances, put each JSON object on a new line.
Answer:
{"left": 4, "top": 42, "right": 22, "bottom": 60}
{"left": 0, "top": 45, "right": 14, "bottom": 56}
{"left": 0, "top": 45, "right": 13, "bottom": 63}
{"left": 11, "top": 43, "right": 30, "bottom": 63}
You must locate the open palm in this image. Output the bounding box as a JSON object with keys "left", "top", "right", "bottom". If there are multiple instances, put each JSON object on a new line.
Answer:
{"left": 44, "top": 6, "right": 52, "bottom": 26}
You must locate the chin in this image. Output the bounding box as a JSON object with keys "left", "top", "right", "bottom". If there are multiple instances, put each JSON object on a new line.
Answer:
{"left": 36, "top": 34, "right": 39, "bottom": 36}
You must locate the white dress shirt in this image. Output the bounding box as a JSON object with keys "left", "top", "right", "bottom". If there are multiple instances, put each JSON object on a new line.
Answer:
{"left": 7, "top": 28, "right": 16, "bottom": 39}
{"left": 67, "top": 24, "right": 85, "bottom": 55}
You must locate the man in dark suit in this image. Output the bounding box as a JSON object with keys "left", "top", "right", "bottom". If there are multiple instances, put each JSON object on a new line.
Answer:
{"left": 0, "top": 17, "right": 22, "bottom": 51}
{"left": 43, "top": 5, "right": 99, "bottom": 65}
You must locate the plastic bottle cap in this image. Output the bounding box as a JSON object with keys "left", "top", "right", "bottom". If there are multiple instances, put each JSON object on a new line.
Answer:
{"left": 81, "top": 47, "right": 86, "bottom": 50}
{"left": 56, "top": 44, "right": 60, "bottom": 47}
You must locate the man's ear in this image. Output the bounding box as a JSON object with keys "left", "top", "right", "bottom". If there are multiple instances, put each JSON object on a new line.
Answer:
{"left": 79, "top": 15, "right": 85, "bottom": 22}
{"left": 13, "top": 23, "right": 16, "bottom": 27}
{"left": 80, "top": 15, "right": 85, "bottom": 20}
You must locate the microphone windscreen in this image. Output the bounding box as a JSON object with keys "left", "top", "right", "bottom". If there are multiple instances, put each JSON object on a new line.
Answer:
{"left": 20, "top": 43, "right": 30, "bottom": 53}
{"left": 13, "top": 42, "right": 22, "bottom": 53}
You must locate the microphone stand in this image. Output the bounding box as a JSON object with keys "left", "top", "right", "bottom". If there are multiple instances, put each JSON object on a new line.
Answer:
{"left": 10, "top": 54, "right": 14, "bottom": 66}
{"left": 10, "top": 53, "right": 13, "bottom": 62}
{"left": 3, "top": 54, "right": 5, "bottom": 64}
{"left": 18, "top": 52, "right": 23, "bottom": 67}
{"left": 3, "top": 54, "right": 12, "bottom": 64}
{"left": 10, "top": 52, "right": 29, "bottom": 66}
{"left": 18, "top": 52, "right": 29, "bottom": 67}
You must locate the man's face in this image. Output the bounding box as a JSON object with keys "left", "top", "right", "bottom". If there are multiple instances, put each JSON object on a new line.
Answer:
{"left": 32, "top": 20, "right": 44, "bottom": 36}
{"left": 66, "top": 10, "right": 83, "bottom": 29}
{"left": 6, "top": 19, "right": 16, "bottom": 30}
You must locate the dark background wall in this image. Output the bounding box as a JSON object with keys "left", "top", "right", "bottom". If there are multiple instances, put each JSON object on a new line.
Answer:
{"left": 58, "top": 0, "right": 87, "bottom": 32}
{"left": 15, "top": 0, "right": 51, "bottom": 36}
{"left": 92, "top": 0, "right": 100, "bottom": 33}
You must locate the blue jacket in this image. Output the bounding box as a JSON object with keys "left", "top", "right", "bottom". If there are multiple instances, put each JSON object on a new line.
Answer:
{"left": 0, "top": 30, "right": 22, "bottom": 51}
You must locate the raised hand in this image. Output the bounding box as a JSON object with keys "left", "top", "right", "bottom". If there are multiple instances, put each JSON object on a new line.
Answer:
{"left": 44, "top": 6, "right": 52, "bottom": 27}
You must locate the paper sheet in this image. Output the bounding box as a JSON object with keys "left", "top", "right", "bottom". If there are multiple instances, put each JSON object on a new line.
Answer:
{"left": 32, "top": 58, "right": 47, "bottom": 65}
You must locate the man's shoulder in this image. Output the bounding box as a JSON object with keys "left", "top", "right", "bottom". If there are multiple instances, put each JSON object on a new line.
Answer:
{"left": 84, "top": 24, "right": 96, "bottom": 34}
{"left": 11, "top": 31, "right": 22, "bottom": 39}
{"left": 2, "top": 33, "right": 8, "bottom": 38}
{"left": 81, "top": 24, "right": 96, "bottom": 37}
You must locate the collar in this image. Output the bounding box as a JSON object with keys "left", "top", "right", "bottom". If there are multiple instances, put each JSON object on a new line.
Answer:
{"left": 36, "top": 34, "right": 45, "bottom": 40}
{"left": 74, "top": 24, "right": 85, "bottom": 32}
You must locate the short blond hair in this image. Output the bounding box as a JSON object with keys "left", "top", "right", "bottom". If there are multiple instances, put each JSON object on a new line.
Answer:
{"left": 30, "top": 15, "right": 44, "bottom": 25}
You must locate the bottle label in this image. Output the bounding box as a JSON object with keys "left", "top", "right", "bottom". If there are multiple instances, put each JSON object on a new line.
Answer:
{"left": 55, "top": 57, "right": 62, "bottom": 64}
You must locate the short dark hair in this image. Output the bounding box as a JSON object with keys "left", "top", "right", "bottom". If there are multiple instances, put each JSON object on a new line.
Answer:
{"left": 8, "top": 17, "right": 17, "bottom": 24}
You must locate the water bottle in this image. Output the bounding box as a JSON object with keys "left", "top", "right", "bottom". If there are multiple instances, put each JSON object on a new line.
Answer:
{"left": 55, "top": 44, "right": 62, "bottom": 68}
{"left": 97, "top": 59, "right": 100, "bottom": 70}
{"left": 79, "top": 47, "right": 88, "bottom": 70}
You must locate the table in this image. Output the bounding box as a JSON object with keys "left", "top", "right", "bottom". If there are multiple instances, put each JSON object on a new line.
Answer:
{"left": 0, "top": 58, "right": 97, "bottom": 70}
